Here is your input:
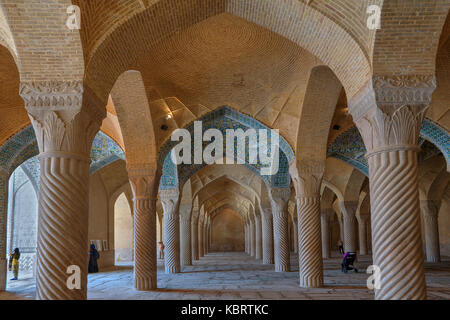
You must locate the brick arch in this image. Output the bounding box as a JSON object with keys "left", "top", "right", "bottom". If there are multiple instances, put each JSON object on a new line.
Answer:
{"left": 320, "top": 187, "right": 337, "bottom": 210}
{"left": 0, "top": 44, "right": 28, "bottom": 147}
{"left": 1, "top": 0, "right": 84, "bottom": 82}
{"left": 197, "top": 177, "right": 257, "bottom": 208}
{"left": 295, "top": 66, "right": 342, "bottom": 160}
{"left": 192, "top": 173, "right": 261, "bottom": 204}
{"left": 0, "top": 5, "right": 18, "bottom": 65}
{"left": 110, "top": 70, "right": 157, "bottom": 167}
{"left": 372, "top": 0, "right": 450, "bottom": 76}
{"left": 83, "top": 0, "right": 371, "bottom": 104}
{"left": 343, "top": 169, "right": 367, "bottom": 203}
{"left": 429, "top": 10, "right": 450, "bottom": 131}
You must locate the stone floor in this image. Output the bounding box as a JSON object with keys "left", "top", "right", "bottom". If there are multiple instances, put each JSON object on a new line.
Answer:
{"left": 1, "top": 252, "right": 449, "bottom": 300}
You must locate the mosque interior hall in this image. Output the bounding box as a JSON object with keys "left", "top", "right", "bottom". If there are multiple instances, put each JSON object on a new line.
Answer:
{"left": 0, "top": 0, "right": 449, "bottom": 301}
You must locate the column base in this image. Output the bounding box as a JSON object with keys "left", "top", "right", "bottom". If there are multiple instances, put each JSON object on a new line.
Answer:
{"left": 426, "top": 256, "right": 440, "bottom": 263}
{"left": 135, "top": 276, "right": 157, "bottom": 291}
{"left": 300, "top": 277, "right": 323, "bottom": 288}
{"left": 275, "top": 264, "right": 290, "bottom": 272}
{"left": 165, "top": 266, "right": 180, "bottom": 274}
{"left": 0, "top": 258, "right": 6, "bottom": 291}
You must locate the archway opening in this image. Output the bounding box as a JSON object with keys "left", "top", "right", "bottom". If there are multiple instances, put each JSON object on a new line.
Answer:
{"left": 210, "top": 208, "right": 244, "bottom": 253}
{"left": 6, "top": 157, "right": 39, "bottom": 288}
{"left": 114, "top": 192, "right": 133, "bottom": 264}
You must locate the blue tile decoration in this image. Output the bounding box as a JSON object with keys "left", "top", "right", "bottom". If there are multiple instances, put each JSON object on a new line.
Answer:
{"left": 420, "top": 119, "right": 450, "bottom": 167}
{"left": 0, "top": 126, "right": 125, "bottom": 176}
{"left": 158, "top": 106, "right": 294, "bottom": 190}
{"left": 327, "top": 118, "right": 449, "bottom": 175}
{"left": 90, "top": 131, "right": 125, "bottom": 174}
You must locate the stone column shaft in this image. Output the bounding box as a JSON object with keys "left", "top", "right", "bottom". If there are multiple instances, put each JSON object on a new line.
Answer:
{"left": 255, "top": 215, "right": 263, "bottom": 260}
{"left": 250, "top": 220, "right": 256, "bottom": 257}
{"left": 421, "top": 200, "right": 440, "bottom": 263}
{"left": 340, "top": 201, "right": 358, "bottom": 253}
{"left": 0, "top": 171, "right": 8, "bottom": 291}
{"left": 321, "top": 211, "right": 331, "bottom": 259}
{"left": 290, "top": 160, "right": 325, "bottom": 288}
{"left": 293, "top": 218, "right": 299, "bottom": 253}
{"left": 350, "top": 75, "right": 435, "bottom": 300}
{"left": 129, "top": 165, "right": 160, "bottom": 291}
{"left": 161, "top": 190, "right": 181, "bottom": 274}
{"left": 261, "top": 215, "right": 274, "bottom": 264}
{"left": 180, "top": 217, "right": 192, "bottom": 266}
{"left": 358, "top": 217, "right": 369, "bottom": 255}
{"left": 191, "top": 219, "right": 199, "bottom": 260}
{"left": 269, "top": 188, "right": 291, "bottom": 272}
{"left": 198, "top": 221, "right": 204, "bottom": 257}
{"left": 20, "top": 81, "right": 106, "bottom": 300}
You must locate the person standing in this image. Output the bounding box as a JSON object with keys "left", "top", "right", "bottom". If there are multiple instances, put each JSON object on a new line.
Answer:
{"left": 8, "top": 248, "right": 20, "bottom": 280}
{"left": 88, "top": 244, "right": 100, "bottom": 273}
{"left": 337, "top": 239, "right": 345, "bottom": 255}
{"left": 158, "top": 241, "right": 165, "bottom": 259}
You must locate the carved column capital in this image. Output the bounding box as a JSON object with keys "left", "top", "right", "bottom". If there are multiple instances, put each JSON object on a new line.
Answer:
{"left": 160, "top": 189, "right": 180, "bottom": 219}
{"left": 349, "top": 75, "right": 436, "bottom": 155}
{"left": 339, "top": 201, "right": 358, "bottom": 218}
{"left": 128, "top": 164, "right": 159, "bottom": 200}
{"left": 289, "top": 160, "right": 324, "bottom": 198}
{"left": 320, "top": 208, "right": 334, "bottom": 219}
{"left": 20, "top": 81, "right": 106, "bottom": 157}
{"left": 268, "top": 187, "right": 290, "bottom": 218}
{"left": 358, "top": 214, "right": 370, "bottom": 224}
{"left": 420, "top": 200, "right": 440, "bottom": 219}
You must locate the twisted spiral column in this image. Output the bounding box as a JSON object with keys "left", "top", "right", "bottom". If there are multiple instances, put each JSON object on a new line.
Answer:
{"left": 368, "top": 149, "right": 426, "bottom": 299}
{"left": 255, "top": 215, "right": 262, "bottom": 260}
{"left": 244, "top": 221, "right": 249, "bottom": 254}
{"left": 292, "top": 218, "right": 299, "bottom": 253}
{"left": 250, "top": 220, "right": 256, "bottom": 257}
{"left": 203, "top": 220, "right": 208, "bottom": 254}
{"left": 421, "top": 200, "right": 440, "bottom": 263}
{"left": 129, "top": 165, "right": 159, "bottom": 291}
{"left": 161, "top": 190, "right": 181, "bottom": 274}
{"left": 358, "top": 216, "right": 369, "bottom": 255}
{"left": 0, "top": 171, "right": 8, "bottom": 291}
{"left": 133, "top": 197, "right": 157, "bottom": 290}
{"left": 36, "top": 155, "right": 91, "bottom": 299}
{"left": 198, "top": 221, "right": 204, "bottom": 257}
{"left": 350, "top": 75, "right": 436, "bottom": 299}
{"left": 321, "top": 211, "right": 331, "bottom": 259}
{"left": 261, "top": 215, "right": 274, "bottom": 264}
{"left": 340, "top": 202, "right": 358, "bottom": 253}
{"left": 191, "top": 219, "right": 199, "bottom": 260}
{"left": 343, "top": 215, "right": 358, "bottom": 253}
{"left": 290, "top": 160, "right": 325, "bottom": 288}
{"left": 180, "top": 217, "right": 192, "bottom": 266}
{"left": 270, "top": 188, "right": 290, "bottom": 272}
{"left": 298, "top": 197, "right": 323, "bottom": 287}
{"left": 20, "top": 81, "right": 107, "bottom": 299}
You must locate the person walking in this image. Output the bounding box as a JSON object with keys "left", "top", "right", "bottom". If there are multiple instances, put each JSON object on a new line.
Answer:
{"left": 88, "top": 244, "right": 100, "bottom": 273}
{"left": 8, "top": 248, "right": 20, "bottom": 280}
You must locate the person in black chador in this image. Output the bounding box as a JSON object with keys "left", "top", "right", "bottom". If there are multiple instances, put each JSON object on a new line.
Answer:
{"left": 88, "top": 244, "right": 100, "bottom": 273}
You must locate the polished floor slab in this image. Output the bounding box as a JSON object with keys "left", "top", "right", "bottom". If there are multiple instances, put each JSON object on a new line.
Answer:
{"left": 1, "top": 252, "right": 449, "bottom": 300}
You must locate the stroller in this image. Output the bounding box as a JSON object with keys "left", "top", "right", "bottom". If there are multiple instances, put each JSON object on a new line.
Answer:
{"left": 341, "top": 252, "right": 358, "bottom": 273}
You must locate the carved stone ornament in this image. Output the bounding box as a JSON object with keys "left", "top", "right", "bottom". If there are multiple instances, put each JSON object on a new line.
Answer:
{"left": 289, "top": 160, "right": 325, "bottom": 198}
